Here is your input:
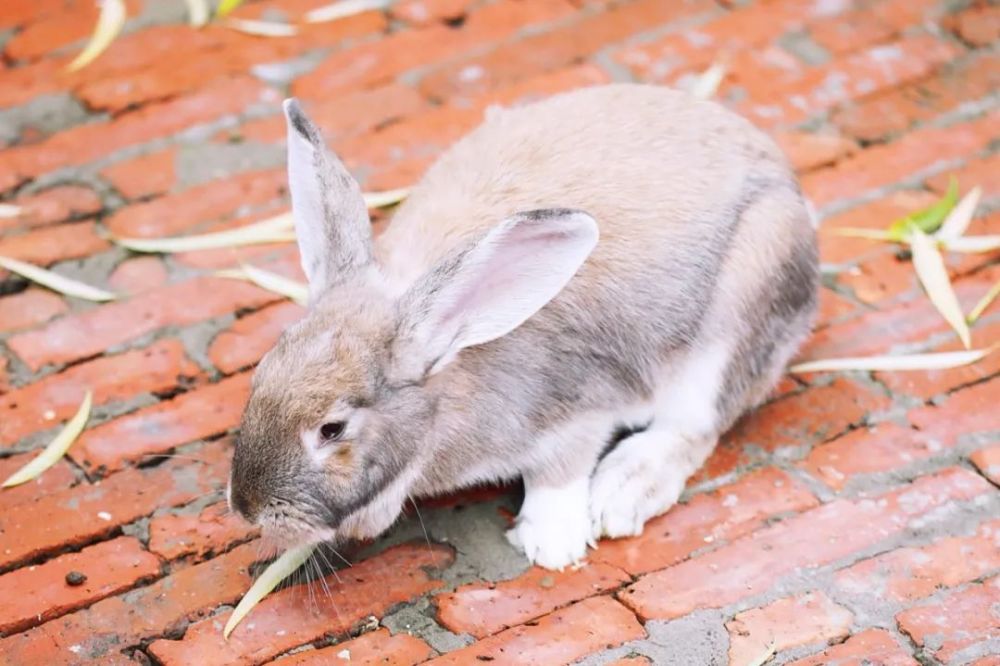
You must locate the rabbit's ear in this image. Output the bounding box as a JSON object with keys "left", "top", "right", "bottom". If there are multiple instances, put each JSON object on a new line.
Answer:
{"left": 392, "top": 209, "right": 598, "bottom": 378}
{"left": 284, "top": 98, "right": 372, "bottom": 299}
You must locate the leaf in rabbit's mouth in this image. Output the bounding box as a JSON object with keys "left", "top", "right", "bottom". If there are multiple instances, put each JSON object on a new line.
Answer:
{"left": 224, "top": 543, "right": 317, "bottom": 639}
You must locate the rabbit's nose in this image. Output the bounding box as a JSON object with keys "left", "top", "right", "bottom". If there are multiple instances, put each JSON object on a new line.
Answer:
{"left": 228, "top": 478, "right": 259, "bottom": 523}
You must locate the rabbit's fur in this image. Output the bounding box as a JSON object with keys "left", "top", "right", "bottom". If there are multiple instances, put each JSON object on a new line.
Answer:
{"left": 230, "top": 84, "right": 818, "bottom": 569}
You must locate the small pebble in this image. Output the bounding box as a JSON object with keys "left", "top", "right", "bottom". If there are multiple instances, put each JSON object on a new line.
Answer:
{"left": 65, "top": 571, "right": 87, "bottom": 586}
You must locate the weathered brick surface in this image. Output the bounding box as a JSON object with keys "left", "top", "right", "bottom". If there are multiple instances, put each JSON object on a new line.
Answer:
{"left": 1, "top": 0, "right": 997, "bottom": 663}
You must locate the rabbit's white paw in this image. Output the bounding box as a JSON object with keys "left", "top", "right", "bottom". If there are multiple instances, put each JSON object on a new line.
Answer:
{"left": 589, "top": 430, "right": 687, "bottom": 539}
{"left": 507, "top": 477, "right": 592, "bottom": 570}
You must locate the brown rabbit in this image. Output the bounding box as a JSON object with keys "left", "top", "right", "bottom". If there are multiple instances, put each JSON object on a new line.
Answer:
{"left": 229, "top": 84, "right": 818, "bottom": 570}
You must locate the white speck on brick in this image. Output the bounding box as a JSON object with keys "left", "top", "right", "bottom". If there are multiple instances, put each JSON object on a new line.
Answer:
{"left": 97, "top": 511, "right": 112, "bottom": 521}
{"left": 69, "top": 646, "right": 83, "bottom": 654}
{"left": 458, "top": 65, "right": 484, "bottom": 82}
{"left": 338, "top": 649, "right": 351, "bottom": 660}
{"left": 722, "top": 494, "right": 739, "bottom": 508}
{"left": 43, "top": 410, "right": 56, "bottom": 420}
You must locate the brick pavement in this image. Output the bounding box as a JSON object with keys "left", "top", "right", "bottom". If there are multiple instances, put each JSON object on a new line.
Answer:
{"left": 0, "top": 0, "right": 998, "bottom": 664}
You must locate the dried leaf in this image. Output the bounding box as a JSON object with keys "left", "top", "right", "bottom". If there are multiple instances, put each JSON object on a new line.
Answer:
{"left": 790, "top": 347, "right": 996, "bottom": 373}
{"left": 220, "top": 264, "right": 309, "bottom": 305}
{"left": 938, "top": 235, "right": 1000, "bottom": 254}
{"left": 910, "top": 228, "right": 971, "bottom": 348}
{"left": 185, "top": 0, "right": 210, "bottom": 27}
{"left": 887, "top": 175, "right": 958, "bottom": 240}
{"left": 968, "top": 279, "right": 1000, "bottom": 324}
{"left": 224, "top": 544, "right": 316, "bottom": 639}
{"left": 305, "top": 0, "right": 391, "bottom": 23}
{"left": 0, "top": 204, "right": 22, "bottom": 218}
{"left": 0, "top": 256, "right": 117, "bottom": 302}
{"left": 215, "top": 0, "right": 246, "bottom": 17}
{"left": 362, "top": 187, "right": 410, "bottom": 209}
{"left": 935, "top": 185, "right": 981, "bottom": 241}
{"left": 690, "top": 61, "right": 727, "bottom": 100}
{"left": 827, "top": 227, "right": 898, "bottom": 241}
{"left": 745, "top": 642, "right": 776, "bottom": 666}
{"left": 225, "top": 18, "right": 298, "bottom": 37}
{"left": 113, "top": 213, "right": 295, "bottom": 253}
{"left": 67, "top": 0, "right": 126, "bottom": 72}
{"left": 3, "top": 391, "right": 93, "bottom": 488}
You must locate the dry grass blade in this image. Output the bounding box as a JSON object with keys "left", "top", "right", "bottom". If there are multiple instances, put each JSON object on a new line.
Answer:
{"left": 363, "top": 187, "right": 410, "bottom": 209}
{"left": 938, "top": 235, "right": 1000, "bottom": 254}
{"left": 225, "top": 18, "right": 298, "bottom": 37}
{"left": 113, "top": 213, "right": 295, "bottom": 253}
{"left": 224, "top": 544, "right": 317, "bottom": 639}
{"left": 305, "top": 0, "right": 391, "bottom": 23}
{"left": 968, "top": 279, "right": 1000, "bottom": 324}
{"left": 827, "top": 227, "right": 898, "bottom": 241}
{"left": 0, "top": 255, "right": 117, "bottom": 301}
{"left": 67, "top": 0, "right": 126, "bottom": 72}
{"left": 3, "top": 391, "right": 93, "bottom": 488}
{"left": 184, "top": 0, "right": 210, "bottom": 27}
{"left": 221, "top": 264, "right": 309, "bottom": 305}
{"left": 887, "top": 175, "right": 958, "bottom": 240}
{"left": 745, "top": 642, "right": 777, "bottom": 666}
{"left": 935, "top": 185, "right": 981, "bottom": 240}
{"left": 789, "top": 347, "right": 996, "bottom": 373}
{"left": 907, "top": 228, "right": 970, "bottom": 348}
{"left": 215, "top": 0, "right": 246, "bottom": 17}
{"left": 690, "top": 60, "right": 727, "bottom": 100}
{"left": 0, "top": 204, "right": 22, "bottom": 218}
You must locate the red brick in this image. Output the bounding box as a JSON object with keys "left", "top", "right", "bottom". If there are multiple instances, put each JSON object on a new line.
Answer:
{"left": 0, "top": 221, "right": 108, "bottom": 267}
{"left": 0, "top": 450, "right": 78, "bottom": 513}
{"left": 727, "top": 592, "right": 853, "bottom": 666}
{"left": 816, "top": 287, "right": 858, "bottom": 328}
{"left": 208, "top": 301, "right": 305, "bottom": 374}
{"left": 99, "top": 149, "right": 178, "bottom": 201}
{"left": 896, "top": 576, "right": 1000, "bottom": 663}
{"left": 0, "top": 536, "right": 160, "bottom": 635}
{"left": 948, "top": 4, "right": 1000, "bottom": 47}
{"left": 0, "top": 439, "right": 230, "bottom": 571}
{"left": 0, "top": 77, "right": 274, "bottom": 189}
{"left": 170, "top": 227, "right": 301, "bottom": 271}
{"left": 0, "top": 185, "right": 102, "bottom": 234}
{"left": 908, "top": 378, "right": 1000, "bottom": 446}
{"left": 0, "top": 339, "right": 200, "bottom": 447}
{"left": 806, "top": 9, "right": 896, "bottom": 55}
{"left": 0, "top": 57, "right": 68, "bottom": 115}
{"left": 832, "top": 51, "right": 1000, "bottom": 143}
{"left": 0, "top": 356, "right": 7, "bottom": 395}
{"left": 391, "top": 0, "right": 472, "bottom": 26}
{"left": 148, "top": 543, "right": 453, "bottom": 665}
{"left": 774, "top": 132, "right": 857, "bottom": 174}
{"left": 808, "top": 110, "right": 1000, "bottom": 204}
{"left": 697, "top": 379, "right": 890, "bottom": 482}
{"left": 7, "top": 276, "right": 278, "bottom": 371}
{"left": 836, "top": 519, "right": 1000, "bottom": 603}
{"left": 427, "top": 596, "right": 645, "bottom": 665}
{"left": 107, "top": 257, "right": 169, "bottom": 295}
{"left": 971, "top": 445, "right": 1000, "bottom": 486}
{"left": 606, "top": 659, "right": 651, "bottom": 666}
{"left": 0, "top": 288, "right": 67, "bottom": 333}
{"left": 738, "top": 35, "right": 960, "bottom": 127}
{"left": 419, "top": 0, "right": 712, "bottom": 101}
{"left": 271, "top": 628, "right": 433, "bottom": 665}
{"left": 0, "top": 539, "right": 258, "bottom": 664}
{"left": 295, "top": 0, "right": 577, "bottom": 100}
{"left": 927, "top": 151, "right": 1000, "bottom": 200}
{"left": 436, "top": 562, "right": 631, "bottom": 638}
{"left": 4, "top": 2, "right": 109, "bottom": 61}
{"left": 238, "top": 84, "right": 427, "bottom": 145}
{"left": 105, "top": 168, "right": 286, "bottom": 239}
{"left": 149, "top": 502, "right": 257, "bottom": 561}
{"left": 74, "top": 372, "right": 251, "bottom": 474}
{"left": 785, "top": 628, "right": 918, "bottom": 666}
{"left": 0, "top": 0, "right": 71, "bottom": 29}
{"left": 591, "top": 468, "right": 817, "bottom": 575}
{"left": 620, "top": 468, "right": 993, "bottom": 620}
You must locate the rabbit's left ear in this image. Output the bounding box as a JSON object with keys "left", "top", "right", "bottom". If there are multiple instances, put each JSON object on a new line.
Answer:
{"left": 392, "top": 208, "right": 598, "bottom": 377}
{"left": 284, "top": 98, "right": 373, "bottom": 299}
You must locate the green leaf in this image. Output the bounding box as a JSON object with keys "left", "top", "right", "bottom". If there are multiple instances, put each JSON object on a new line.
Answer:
{"left": 887, "top": 175, "right": 959, "bottom": 240}
{"left": 215, "top": 0, "right": 245, "bottom": 18}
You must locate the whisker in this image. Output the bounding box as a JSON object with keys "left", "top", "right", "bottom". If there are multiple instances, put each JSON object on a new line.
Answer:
{"left": 315, "top": 546, "right": 343, "bottom": 585}
{"left": 326, "top": 544, "right": 352, "bottom": 569}
{"left": 408, "top": 494, "right": 432, "bottom": 550}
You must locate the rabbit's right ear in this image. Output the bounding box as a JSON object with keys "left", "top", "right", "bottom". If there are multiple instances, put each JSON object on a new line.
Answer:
{"left": 284, "top": 98, "right": 372, "bottom": 300}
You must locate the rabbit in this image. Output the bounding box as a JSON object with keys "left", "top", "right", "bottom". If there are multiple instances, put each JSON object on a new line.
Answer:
{"left": 228, "top": 84, "right": 818, "bottom": 570}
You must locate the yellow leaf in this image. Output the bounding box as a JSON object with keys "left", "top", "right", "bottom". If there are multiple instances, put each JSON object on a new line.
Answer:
{"left": 224, "top": 544, "right": 316, "bottom": 639}
{"left": 305, "top": 0, "right": 391, "bottom": 23}
{"left": 362, "top": 187, "right": 410, "bottom": 209}
{"left": 185, "top": 0, "right": 210, "bottom": 27}
{"left": 909, "top": 228, "right": 971, "bottom": 348}
{"left": 826, "top": 227, "right": 898, "bottom": 241}
{"left": 789, "top": 347, "right": 996, "bottom": 373}
{"left": 690, "top": 60, "right": 727, "bottom": 100}
{"left": 113, "top": 213, "right": 296, "bottom": 253}
{"left": 938, "top": 235, "right": 1000, "bottom": 254}
{"left": 968, "top": 279, "right": 1000, "bottom": 324}
{"left": 935, "top": 185, "right": 981, "bottom": 240}
{"left": 215, "top": 0, "right": 246, "bottom": 17}
{"left": 886, "top": 175, "right": 958, "bottom": 240}
{"left": 67, "top": 0, "right": 126, "bottom": 72}
{"left": 220, "top": 264, "right": 309, "bottom": 305}
{"left": 0, "top": 204, "right": 22, "bottom": 218}
{"left": 3, "top": 392, "right": 93, "bottom": 488}
{"left": 225, "top": 18, "right": 298, "bottom": 37}
{"left": 0, "top": 256, "right": 117, "bottom": 302}
{"left": 745, "top": 642, "right": 776, "bottom": 666}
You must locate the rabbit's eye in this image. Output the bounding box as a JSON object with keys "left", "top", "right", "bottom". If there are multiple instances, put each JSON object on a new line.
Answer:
{"left": 319, "top": 421, "right": 346, "bottom": 443}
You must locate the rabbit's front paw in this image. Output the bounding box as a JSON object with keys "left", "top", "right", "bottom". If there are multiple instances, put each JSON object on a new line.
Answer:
{"left": 507, "top": 477, "right": 593, "bottom": 570}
